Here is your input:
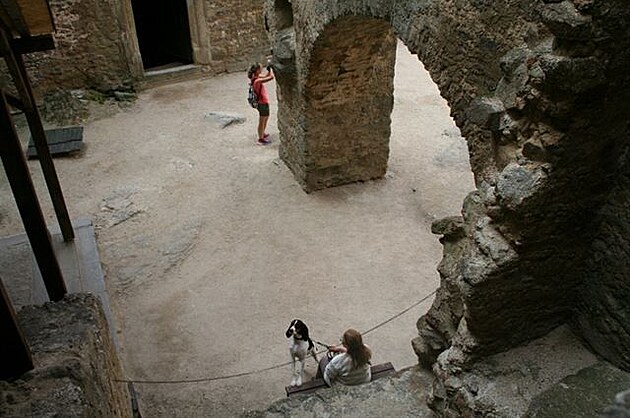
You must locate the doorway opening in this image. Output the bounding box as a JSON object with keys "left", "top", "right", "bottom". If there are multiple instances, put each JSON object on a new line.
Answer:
{"left": 131, "top": 0, "right": 194, "bottom": 71}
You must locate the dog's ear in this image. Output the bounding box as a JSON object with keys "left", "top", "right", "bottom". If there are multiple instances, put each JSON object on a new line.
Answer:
{"left": 286, "top": 319, "right": 296, "bottom": 338}
{"left": 301, "top": 322, "right": 309, "bottom": 340}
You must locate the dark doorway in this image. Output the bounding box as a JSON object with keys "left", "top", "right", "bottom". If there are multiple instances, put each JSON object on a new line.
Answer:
{"left": 131, "top": 0, "right": 194, "bottom": 70}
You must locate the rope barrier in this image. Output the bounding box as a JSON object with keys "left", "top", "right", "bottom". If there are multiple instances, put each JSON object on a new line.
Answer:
{"left": 115, "top": 289, "right": 437, "bottom": 385}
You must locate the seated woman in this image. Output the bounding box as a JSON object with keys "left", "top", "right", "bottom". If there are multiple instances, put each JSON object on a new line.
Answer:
{"left": 317, "top": 329, "right": 372, "bottom": 387}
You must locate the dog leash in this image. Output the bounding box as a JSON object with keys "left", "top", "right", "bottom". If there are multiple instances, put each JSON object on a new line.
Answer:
{"left": 313, "top": 339, "right": 330, "bottom": 350}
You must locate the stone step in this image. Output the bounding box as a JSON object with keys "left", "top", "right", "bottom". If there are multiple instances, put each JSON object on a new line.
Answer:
{"left": 138, "top": 64, "right": 205, "bottom": 90}
{"left": 243, "top": 366, "right": 435, "bottom": 417}
{"left": 525, "top": 362, "right": 630, "bottom": 417}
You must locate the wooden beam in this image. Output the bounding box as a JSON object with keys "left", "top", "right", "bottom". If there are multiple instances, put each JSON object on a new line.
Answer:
{"left": 0, "top": 90, "right": 67, "bottom": 301}
{"left": 0, "top": 0, "right": 54, "bottom": 37}
{"left": 5, "top": 91, "right": 24, "bottom": 110}
{"left": 10, "top": 33, "right": 54, "bottom": 54}
{"left": 0, "top": 5, "right": 17, "bottom": 35}
{"left": 0, "top": 0, "right": 28, "bottom": 37}
{"left": 16, "top": 0, "right": 54, "bottom": 35}
{"left": 0, "top": 276, "right": 33, "bottom": 379}
{"left": 0, "top": 25, "right": 74, "bottom": 242}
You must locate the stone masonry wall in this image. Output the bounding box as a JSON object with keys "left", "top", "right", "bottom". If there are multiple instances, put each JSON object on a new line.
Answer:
{"left": 22, "top": 0, "right": 136, "bottom": 95}
{"left": 303, "top": 16, "right": 396, "bottom": 190}
{"left": 270, "top": 0, "right": 541, "bottom": 190}
{"left": 1, "top": 1, "right": 270, "bottom": 98}
{"left": 0, "top": 294, "right": 132, "bottom": 417}
{"left": 416, "top": 0, "right": 630, "bottom": 375}
{"left": 267, "top": 1, "right": 630, "bottom": 406}
{"left": 204, "top": 0, "right": 270, "bottom": 72}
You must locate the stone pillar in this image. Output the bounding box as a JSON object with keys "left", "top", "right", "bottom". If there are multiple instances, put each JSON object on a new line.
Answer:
{"left": 276, "top": 14, "right": 396, "bottom": 192}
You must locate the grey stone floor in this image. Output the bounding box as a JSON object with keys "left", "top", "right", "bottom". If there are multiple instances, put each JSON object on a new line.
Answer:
{"left": 244, "top": 366, "right": 436, "bottom": 418}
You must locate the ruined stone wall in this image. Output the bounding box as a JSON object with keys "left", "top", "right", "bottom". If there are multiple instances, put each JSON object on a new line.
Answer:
{"left": 270, "top": 0, "right": 541, "bottom": 189}
{"left": 0, "top": 294, "right": 132, "bottom": 416}
{"left": 267, "top": 0, "right": 630, "bottom": 390}
{"left": 1, "top": 1, "right": 271, "bottom": 98}
{"left": 416, "top": 0, "right": 630, "bottom": 374}
{"left": 23, "top": 0, "right": 137, "bottom": 95}
{"left": 204, "top": 0, "right": 270, "bottom": 72}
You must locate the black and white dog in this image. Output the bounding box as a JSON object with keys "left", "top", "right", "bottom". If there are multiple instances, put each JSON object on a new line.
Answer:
{"left": 286, "top": 319, "right": 318, "bottom": 386}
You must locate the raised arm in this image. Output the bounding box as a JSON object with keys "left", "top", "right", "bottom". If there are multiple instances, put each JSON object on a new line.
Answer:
{"left": 258, "top": 68, "right": 274, "bottom": 83}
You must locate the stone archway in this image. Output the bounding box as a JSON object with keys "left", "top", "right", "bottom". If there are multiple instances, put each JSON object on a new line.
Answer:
{"left": 266, "top": 0, "right": 630, "bottom": 414}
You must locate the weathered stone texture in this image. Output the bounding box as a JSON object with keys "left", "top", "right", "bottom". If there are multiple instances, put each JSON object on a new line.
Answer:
{"left": 205, "top": 0, "right": 270, "bottom": 72}
{"left": 268, "top": 0, "right": 630, "bottom": 414}
{"left": 270, "top": 0, "right": 540, "bottom": 191}
{"left": 525, "top": 362, "right": 630, "bottom": 418}
{"left": 303, "top": 16, "right": 396, "bottom": 190}
{"left": 0, "top": 1, "right": 271, "bottom": 98}
{"left": 0, "top": 294, "right": 132, "bottom": 417}
{"left": 419, "top": 0, "right": 630, "bottom": 358}
{"left": 23, "top": 0, "right": 136, "bottom": 95}
{"left": 244, "top": 367, "right": 434, "bottom": 417}
{"left": 574, "top": 141, "right": 630, "bottom": 371}
{"left": 602, "top": 389, "right": 630, "bottom": 418}
{"left": 430, "top": 326, "right": 600, "bottom": 417}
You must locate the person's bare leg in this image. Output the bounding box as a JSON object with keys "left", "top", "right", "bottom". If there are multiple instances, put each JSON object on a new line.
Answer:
{"left": 262, "top": 115, "right": 270, "bottom": 137}
{"left": 258, "top": 116, "right": 269, "bottom": 139}
{"left": 258, "top": 116, "right": 269, "bottom": 140}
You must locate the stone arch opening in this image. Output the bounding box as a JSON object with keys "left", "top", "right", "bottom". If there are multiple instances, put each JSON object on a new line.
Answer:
{"left": 269, "top": 1, "right": 630, "bottom": 413}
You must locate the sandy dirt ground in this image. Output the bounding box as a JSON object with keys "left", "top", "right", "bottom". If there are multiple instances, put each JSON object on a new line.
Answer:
{"left": 0, "top": 44, "right": 474, "bottom": 416}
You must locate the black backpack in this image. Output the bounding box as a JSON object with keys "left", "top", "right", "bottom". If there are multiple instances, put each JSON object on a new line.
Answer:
{"left": 247, "top": 83, "right": 258, "bottom": 108}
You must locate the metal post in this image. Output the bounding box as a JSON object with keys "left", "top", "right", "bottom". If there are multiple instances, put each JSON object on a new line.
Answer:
{"left": 0, "top": 90, "right": 66, "bottom": 301}
{"left": 0, "top": 276, "right": 33, "bottom": 379}
{"left": 0, "top": 26, "right": 74, "bottom": 242}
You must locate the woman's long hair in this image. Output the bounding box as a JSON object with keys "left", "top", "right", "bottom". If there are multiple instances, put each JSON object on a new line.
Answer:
{"left": 343, "top": 329, "right": 371, "bottom": 368}
{"left": 247, "top": 63, "right": 261, "bottom": 80}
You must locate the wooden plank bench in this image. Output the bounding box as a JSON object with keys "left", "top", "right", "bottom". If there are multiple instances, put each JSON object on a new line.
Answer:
{"left": 285, "top": 362, "right": 396, "bottom": 397}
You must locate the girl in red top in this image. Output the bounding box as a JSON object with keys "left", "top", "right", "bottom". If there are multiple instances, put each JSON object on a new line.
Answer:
{"left": 247, "top": 62, "right": 275, "bottom": 145}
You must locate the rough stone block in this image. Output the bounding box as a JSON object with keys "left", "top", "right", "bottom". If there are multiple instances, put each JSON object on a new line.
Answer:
{"left": 245, "top": 368, "right": 434, "bottom": 417}
{"left": 542, "top": 0, "right": 594, "bottom": 40}
{"left": 431, "top": 216, "right": 466, "bottom": 240}
{"left": 0, "top": 294, "right": 132, "bottom": 417}
{"left": 465, "top": 97, "right": 505, "bottom": 129}
{"left": 525, "top": 362, "right": 630, "bottom": 417}
{"left": 271, "top": 28, "right": 296, "bottom": 74}
{"left": 602, "top": 389, "right": 630, "bottom": 418}
{"left": 496, "top": 163, "right": 546, "bottom": 210}
{"left": 431, "top": 326, "right": 600, "bottom": 417}
{"left": 538, "top": 54, "right": 606, "bottom": 94}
